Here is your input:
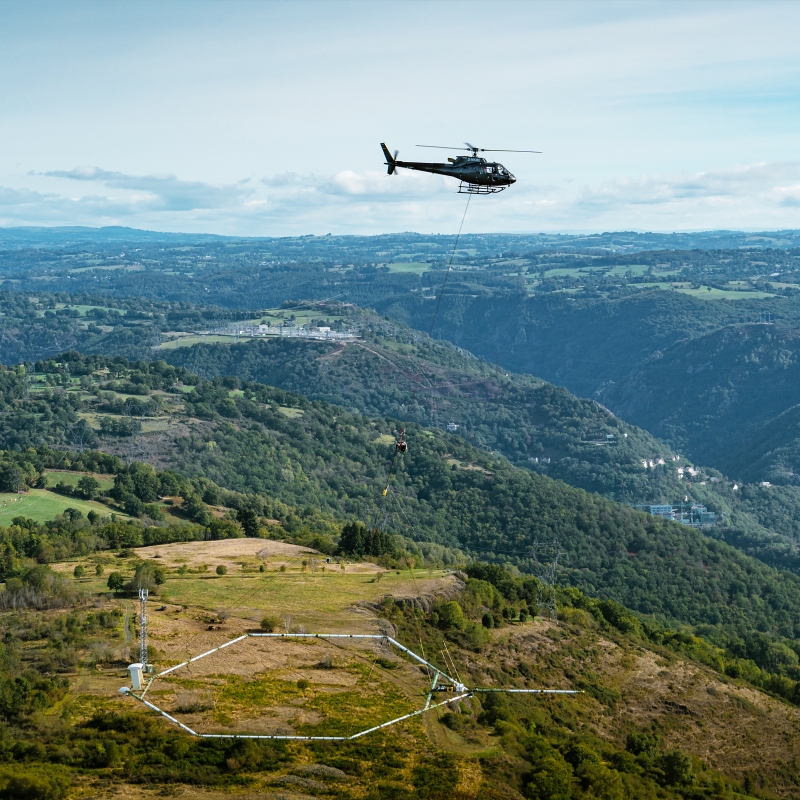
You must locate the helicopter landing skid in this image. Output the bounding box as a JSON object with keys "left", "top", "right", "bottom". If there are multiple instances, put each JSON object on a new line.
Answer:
{"left": 458, "top": 183, "right": 507, "bottom": 195}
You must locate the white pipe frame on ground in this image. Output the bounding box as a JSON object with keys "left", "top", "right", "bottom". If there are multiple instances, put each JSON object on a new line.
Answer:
{"left": 121, "top": 632, "right": 580, "bottom": 741}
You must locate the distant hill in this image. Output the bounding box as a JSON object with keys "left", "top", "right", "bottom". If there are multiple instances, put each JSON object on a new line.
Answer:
{"left": 3, "top": 224, "right": 800, "bottom": 252}
{"left": 594, "top": 322, "right": 800, "bottom": 467}
{"left": 379, "top": 289, "right": 800, "bottom": 400}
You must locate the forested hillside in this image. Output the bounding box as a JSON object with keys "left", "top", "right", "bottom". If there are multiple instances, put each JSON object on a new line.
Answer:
{"left": 594, "top": 323, "right": 800, "bottom": 467}
{"left": 160, "top": 335, "right": 800, "bottom": 574}
{"left": 5, "top": 351, "right": 800, "bottom": 647}
{"left": 379, "top": 289, "right": 800, "bottom": 400}
{"left": 161, "top": 335, "right": 686, "bottom": 502}
{"left": 3, "top": 288, "right": 800, "bottom": 577}
{"left": 720, "top": 404, "right": 800, "bottom": 486}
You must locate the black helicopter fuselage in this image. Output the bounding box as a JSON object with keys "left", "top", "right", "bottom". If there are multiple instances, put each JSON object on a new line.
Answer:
{"left": 381, "top": 143, "right": 515, "bottom": 188}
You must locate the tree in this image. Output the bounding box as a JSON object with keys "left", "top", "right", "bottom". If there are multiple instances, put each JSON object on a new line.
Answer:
{"left": 216, "top": 565, "right": 227, "bottom": 576}
{"left": 128, "top": 562, "right": 166, "bottom": 592}
{"left": 237, "top": 507, "right": 259, "bottom": 538}
{"left": 183, "top": 492, "right": 211, "bottom": 525}
{"left": 107, "top": 572, "right": 125, "bottom": 593}
{"left": 207, "top": 518, "right": 243, "bottom": 540}
{"left": 0, "top": 462, "right": 25, "bottom": 493}
{"left": 73, "top": 565, "right": 84, "bottom": 578}
{"left": 438, "top": 601, "right": 465, "bottom": 631}
{"left": 129, "top": 463, "right": 161, "bottom": 502}
{"left": 339, "top": 521, "right": 366, "bottom": 556}
{"left": 659, "top": 749, "right": 694, "bottom": 786}
{"left": 95, "top": 564, "right": 104, "bottom": 577}
{"left": 76, "top": 475, "right": 100, "bottom": 499}
{"left": 123, "top": 495, "right": 144, "bottom": 517}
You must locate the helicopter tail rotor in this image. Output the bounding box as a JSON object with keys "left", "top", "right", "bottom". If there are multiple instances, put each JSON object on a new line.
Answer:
{"left": 381, "top": 143, "right": 398, "bottom": 175}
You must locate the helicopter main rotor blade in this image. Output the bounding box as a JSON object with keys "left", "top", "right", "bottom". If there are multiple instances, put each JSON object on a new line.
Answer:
{"left": 416, "top": 145, "right": 474, "bottom": 151}
{"left": 416, "top": 144, "right": 541, "bottom": 153}
{"left": 477, "top": 148, "right": 542, "bottom": 153}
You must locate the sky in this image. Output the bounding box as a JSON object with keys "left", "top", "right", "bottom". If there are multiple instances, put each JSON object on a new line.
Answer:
{"left": 0, "top": 0, "right": 799, "bottom": 236}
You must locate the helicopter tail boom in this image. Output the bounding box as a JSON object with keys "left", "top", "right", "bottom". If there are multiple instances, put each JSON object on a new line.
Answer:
{"left": 381, "top": 143, "right": 397, "bottom": 175}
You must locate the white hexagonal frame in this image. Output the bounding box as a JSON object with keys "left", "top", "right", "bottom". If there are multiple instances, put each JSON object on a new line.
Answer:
{"left": 123, "top": 632, "right": 577, "bottom": 740}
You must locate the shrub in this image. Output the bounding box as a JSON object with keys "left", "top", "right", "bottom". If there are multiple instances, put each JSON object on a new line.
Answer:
{"left": 626, "top": 732, "right": 659, "bottom": 758}
{"left": 260, "top": 615, "right": 279, "bottom": 632}
{"left": 0, "top": 765, "right": 70, "bottom": 800}
{"left": 73, "top": 565, "right": 84, "bottom": 579}
{"left": 524, "top": 755, "right": 573, "bottom": 800}
{"left": 216, "top": 565, "right": 227, "bottom": 576}
{"left": 95, "top": 564, "right": 104, "bottom": 577}
{"left": 297, "top": 678, "right": 310, "bottom": 691}
{"left": 564, "top": 742, "right": 601, "bottom": 768}
{"left": 482, "top": 612, "right": 494, "bottom": 629}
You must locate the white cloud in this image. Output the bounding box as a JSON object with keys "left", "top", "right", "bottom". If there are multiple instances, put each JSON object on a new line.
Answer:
{"left": 38, "top": 167, "right": 252, "bottom": 212}
{"left": 1, "top": 160, "right": 799, "bottom": 235}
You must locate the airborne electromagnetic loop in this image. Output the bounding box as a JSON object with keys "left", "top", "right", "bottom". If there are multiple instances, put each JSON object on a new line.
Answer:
{"left": 381, "top": 141, "right": 540, "bottom": 194}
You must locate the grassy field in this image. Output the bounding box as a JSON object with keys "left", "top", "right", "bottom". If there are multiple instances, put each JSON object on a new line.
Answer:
{"left": 157, "top": 334, "right": 241, "bottom": 350}
{"left": 386, "top": 262, "right": 431, "bottom": 274}
{"left": 44, "top": 470, "right": 115, "bottom": 491}
{"left": 55, "top": 539, "right": 454, "bottom": 626}
{"left": 675, "top": 285, "right": 775, "bottom": 299}
{"left": 0, "top": 488, "right": 127, "bottom": 525}
{"left": 603, "top": 263, "right": 652, "bottom": 277}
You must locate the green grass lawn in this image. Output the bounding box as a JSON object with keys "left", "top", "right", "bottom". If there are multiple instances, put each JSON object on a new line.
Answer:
{"left": 0, "top": 489, "right": 128, "bottom": 525}
{"left": 44, "top": 471, "right": 115, "bottom": 491}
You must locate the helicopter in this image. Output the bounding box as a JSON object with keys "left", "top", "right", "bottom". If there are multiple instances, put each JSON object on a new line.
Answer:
{"left": 381, "top": 142, "right": 539, "bottom": 194}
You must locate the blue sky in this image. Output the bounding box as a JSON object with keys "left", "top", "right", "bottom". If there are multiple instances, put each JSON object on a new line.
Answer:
{"left": 0, "top": 0, "right": 798, "bottom": 235}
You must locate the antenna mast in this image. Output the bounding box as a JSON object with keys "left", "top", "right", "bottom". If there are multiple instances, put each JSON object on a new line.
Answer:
{"left": 139, "top": 587, "right": 149, "bottom": 668}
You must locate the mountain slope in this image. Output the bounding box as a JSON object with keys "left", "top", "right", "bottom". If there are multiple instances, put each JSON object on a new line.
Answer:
{"left": 378, "top": 289, "right": 800, "bottom": 399}
{"left": 720, "top": 403, "right": 800, "bottom": 486}
{"left": 15, "top": 351, "right": 800, "bottom": 643}
{"left": 161, "top": 334, "right": 684, "bottom": 503}
{"left": 595, "top": 323, "right": 800, "bottom": 467}
{"left": 158, "top": 332, "right": 800, "bottom": 577}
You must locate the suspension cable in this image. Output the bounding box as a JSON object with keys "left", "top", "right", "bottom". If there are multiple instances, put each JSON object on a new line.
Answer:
{"left": 381, "top": 192, "right": 473, "bottom": 499}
